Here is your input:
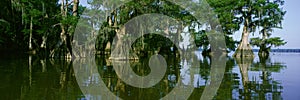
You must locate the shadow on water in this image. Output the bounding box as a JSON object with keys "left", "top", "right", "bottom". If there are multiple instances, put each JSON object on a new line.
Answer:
{"left": 0, "top": 52, "right": 291, "bottom": 100}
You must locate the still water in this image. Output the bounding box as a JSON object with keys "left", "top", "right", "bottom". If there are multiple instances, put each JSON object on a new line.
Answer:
{"left": 1, "top": 52, "right": 299, "bottom": 100}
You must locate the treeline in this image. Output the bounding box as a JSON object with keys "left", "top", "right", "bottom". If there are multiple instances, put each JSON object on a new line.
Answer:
{"left": 0, "top": 0, "right": 287, "bottom": 58}
{"left": 253, "top": 49, "right": 300, "bottom": 53}
{"left": 0, "top": 0, "right": 80, "bottom": 58}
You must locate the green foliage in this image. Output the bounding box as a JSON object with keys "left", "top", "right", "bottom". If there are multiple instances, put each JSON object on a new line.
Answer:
{"left": 267, "top": 37, "right": 287, "bottom": 47}
{"left": 94, "top": 0, "right": 201, "bottom": 53}
{"left": 194, "top": 30, "right": 209, "bottom": 49}
{"left": 0, "top": 19, "right": 10, "bottom": 37}
{"left": 249, "top": 0, "right": 286, "bottom": 56}
{"left": 251, "top": 37, "right": 286, "bottom": 48}
{"left": 0, "top": 0, "right": 71, "bottom": 52}
{"left": 0, "top": 0, "right": 287, "bottom": 57}
{"left": 207, "top": 0, "right": 240, "bottom": 34}
{"left": 133, "top": 34, "right": 174, "bottom": 51}
{"left": 0, "top": 19, "right": 10, "bottom": 45}
{"left": 203, "top": 0, "right": 240, "bottom": 52}
{"left": 208, "top": 0, "right": 286, "bottom": 55}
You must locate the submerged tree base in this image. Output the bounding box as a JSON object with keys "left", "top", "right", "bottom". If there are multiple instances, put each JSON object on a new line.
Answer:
{"left": 233, "top": 49, "right": 255, "bottom": 58}
{"left": 108, "top": 56, "right": 139, "bottom": 61}
{"left": 258, "top": 50, "right": 270, "bottom": 58}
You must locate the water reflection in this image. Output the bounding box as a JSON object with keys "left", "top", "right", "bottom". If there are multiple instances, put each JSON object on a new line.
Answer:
{"left": 246, "top": 57, "right": 286, "bottom": 100}
{"left": 235, "top": 57, "right": 254, "bottom": 100}
{"left": 96, "top": 55, "right": 181, "bottom": 100}
{"left": 0, "top": 53, "right": 294, "bottom": 99}
{"left": 0, "top": 56, "right": 83, "bottom": 100}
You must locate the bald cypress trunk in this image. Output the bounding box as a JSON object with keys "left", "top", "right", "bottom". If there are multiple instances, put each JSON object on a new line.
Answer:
{"left": 258, "top": 24, "right": 270, "bottom": 58}
{"left": 234, "top": 18, "right": 254, "bottom": 58}
{"left": 29, "top": 16, "right": 33, "bottom": 51}
{"left": 73, "top": 0, "right": 79, "bottom": 16}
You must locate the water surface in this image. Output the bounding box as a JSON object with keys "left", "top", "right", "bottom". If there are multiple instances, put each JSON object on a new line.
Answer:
{"left": 0, "top": 52, "right": 299, "bottom": 100}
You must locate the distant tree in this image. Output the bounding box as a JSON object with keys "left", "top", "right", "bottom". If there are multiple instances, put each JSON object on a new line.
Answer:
{"left": 233, "top": 0, "right": 286, "bottom": 58}
{"left": 250, "top": 0, "right": 286, "bottom": 58}
{"left": 251, "top": 37, "right": 286, "bottom": 57}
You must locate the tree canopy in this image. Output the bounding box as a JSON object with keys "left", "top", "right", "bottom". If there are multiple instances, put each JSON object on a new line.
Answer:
{"left": 0, "top": 0, "right": 287, "bottom": 58}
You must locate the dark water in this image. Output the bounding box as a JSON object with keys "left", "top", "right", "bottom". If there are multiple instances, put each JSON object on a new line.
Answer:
{"left": 1, "top": 52, "right": 300, "bottom": 100}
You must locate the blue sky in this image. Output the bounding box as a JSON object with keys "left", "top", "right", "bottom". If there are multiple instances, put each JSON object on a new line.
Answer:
{"left": 273, "top": 0, "right": 300, "bottom": 49}
{"left": 79, "top": 0, "right": 300, "bottom": 49}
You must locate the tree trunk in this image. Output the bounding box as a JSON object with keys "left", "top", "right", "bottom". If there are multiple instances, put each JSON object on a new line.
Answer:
{"left": 60, "top": 0, "right": 67, "bottom": 57}
{"left": 110, "top": 27, "right": 138, "bottom": 60}
{"left": 40, "top": 2, "right": 47, "bottom": 50}
{"left": 258, "top": 44, "right": 269, "bottom": 58}
{"left": 29, "top": 15, "right": 35, "bottom": 54}
{"left": 234, "top": 18, "right": 254, "bottom": 58}
{"left": 53, "top": 0, "right": 73, "bottom": 58}
{"left": 258, "top": 24, "right": 269, "bottom": 58}
{"left": 29, "top": 16, "right": 33, "bottom": 50}
{"left": 66, "top": 0, "right": 79, "bottom": 57}
{"left": 40, "top": 36, "right": 47, "bottom": 49}
{"left": 110, "top": 27, "right": 129, "bottom": 60}
{"left": 73, "top": 0, "right": 79, "bottom": 17}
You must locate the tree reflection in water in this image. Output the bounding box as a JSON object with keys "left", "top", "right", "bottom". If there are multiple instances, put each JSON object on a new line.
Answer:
{"left": 96, "top": 54, "right": 181, "bottom": 100}
{"left": 246, "top": 56, "right": 286, "bottom": 100}
{"left": 0, "top": 53, "right": 287, "bottom": 99}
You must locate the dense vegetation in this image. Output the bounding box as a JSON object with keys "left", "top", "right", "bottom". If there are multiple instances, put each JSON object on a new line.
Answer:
{"left": 0, "top": 0, "right": 286, "bottom": 58}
